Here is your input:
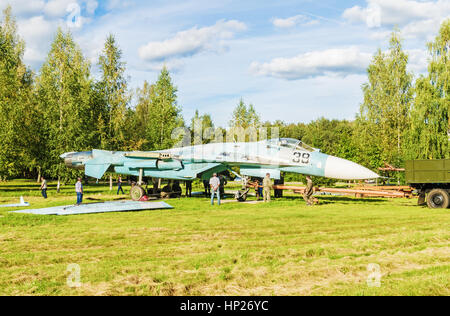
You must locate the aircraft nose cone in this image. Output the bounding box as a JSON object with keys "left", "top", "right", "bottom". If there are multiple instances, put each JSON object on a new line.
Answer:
{"left": 324, "top": 156, "right": 379, "bottom": 180}
{"left": 60, "top": 152, "right": 74, "bottom": 159}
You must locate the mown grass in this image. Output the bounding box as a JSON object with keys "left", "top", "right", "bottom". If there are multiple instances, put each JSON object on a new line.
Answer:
{"left": 0, "top": 179, "right": 448, "bottom": 296}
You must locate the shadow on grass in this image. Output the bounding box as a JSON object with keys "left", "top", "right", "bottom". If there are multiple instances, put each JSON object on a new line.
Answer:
{"left": 275, "top": 195, "right": 386, "bottom": 204}
{"left": 0, "top": 213, "right": 67, "bottom": 227}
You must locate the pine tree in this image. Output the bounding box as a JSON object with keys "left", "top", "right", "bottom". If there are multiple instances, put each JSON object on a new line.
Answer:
{"left": 98, "top": 34, "right": 129, "bottom": 151}
{"left": 191, "top": 110, "right": 214, "bottom": 144}
{"left": 145, "top": 67, "right": 184, "bottom": 150}
{"left": 228, "top": 99, "right": 261, "bottom": 142}
{"left": 229, "top": 99, "right": 260, "bottom": 130}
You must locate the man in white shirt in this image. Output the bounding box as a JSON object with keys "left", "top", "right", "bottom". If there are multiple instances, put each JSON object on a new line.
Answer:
{"left": 75, "top": 178, "right": 83, "bottom": 205}
{"left": 209, "top": 173, "right": 221, "bottom": 205}
{"left": 40, "top": 177, "right": 48, "bottom": 199}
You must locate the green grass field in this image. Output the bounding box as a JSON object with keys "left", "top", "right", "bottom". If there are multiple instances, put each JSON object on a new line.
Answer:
{"left": 0, "top": 179, "right": 448, "bottom": 296}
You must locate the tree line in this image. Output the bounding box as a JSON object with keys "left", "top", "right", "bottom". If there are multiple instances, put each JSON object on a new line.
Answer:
{"left": 0, "top": 6, "right": 184, "bottom": 182}
{"left": 0, "top": 5, "right": 448, "bottom": 183}
{"left": 263, "top": 23, "right": 449, "bottom": 179}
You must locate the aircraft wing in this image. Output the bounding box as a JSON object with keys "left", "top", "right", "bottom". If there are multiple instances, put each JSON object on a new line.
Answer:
{"left": 79, "top": 149, "right": 228, "bottom": 181}
{"left": 138, "top": 162, "right": 228, "bottom": 181}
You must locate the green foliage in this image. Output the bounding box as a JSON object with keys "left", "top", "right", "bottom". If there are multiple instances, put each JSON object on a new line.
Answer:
{"left": 0, "top": 6, "right": 448, "bottom": 186}
{"left": 405, "top": 20, "right": 450, "bottom": 159}
{"left": 98, "top": 34, "right": 130, "bottom": 151}
{"left": 356, "top": 30, "right": 414, "bottom": 169}
{"left": 228, "top": 99, "right": 261, "bottom": 142}
{"left": 191, "top": 109, "right": 214, "bottom": 144}
{"left": 36, "top": 29, "right": 97, "bottom": 180}
{"left": 142, "top": 67, "right": 184, "bottom": 150}
{"left": 0, "top": 6, "right": 35, "bottom": 179}
{"left": 229, "top": 98, "right": 260, "bottom": 129}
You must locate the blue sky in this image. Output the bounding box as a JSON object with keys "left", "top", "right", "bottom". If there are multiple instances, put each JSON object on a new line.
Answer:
{"left": 2, "top": 0, "right": 449, "bottom": 126}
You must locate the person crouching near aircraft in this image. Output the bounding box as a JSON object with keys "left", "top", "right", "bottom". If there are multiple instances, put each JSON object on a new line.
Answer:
{"left": 263, "top": 173, "right": 272, "bottom": 202}
{"left": 210, "top": 173, "right": 221, "bottom": 206}
{"left": 303, "top": 175, "right": 314, "bottom": 206}
{"left": 75, "top": 177, "right": 83, "bottom": 205}
{"left": 172, "top": 181, "right": 182, "bottom": 198}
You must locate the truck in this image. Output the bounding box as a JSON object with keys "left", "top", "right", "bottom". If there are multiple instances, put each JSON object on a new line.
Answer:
{"left": 405, "top": 159, "right": 450, "bottom": 209}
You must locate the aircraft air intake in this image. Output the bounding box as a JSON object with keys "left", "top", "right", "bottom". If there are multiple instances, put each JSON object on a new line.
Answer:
{"left": 60, "top": 151, "right": 93, "bottom": 170}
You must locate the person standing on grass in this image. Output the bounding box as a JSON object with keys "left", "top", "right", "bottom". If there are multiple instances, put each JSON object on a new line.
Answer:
{"left": 75, "top": 177, "right": 83, "bottom": 205}
{"left": 40, "top": 177, "right": 48, "bottom": 199}
{"left": 117, "top": 176, "right": 124, "bottom": 195}
{"left": 210, "top": 173, "right": 221, "bottom": 205}
{"left": 263, "top": 173, "right": 272, "bottom": 202}
{"left": 258, "top": 178, "right": 263, "bottom": 200}
{"left": 203, "top": 179, "right": 210, "bottom": 197}
{"left": 185, "top": 180, "right": 192, "bottom": 197}
{"left": 219, "top": 174, "right": 227, "bottom": 199}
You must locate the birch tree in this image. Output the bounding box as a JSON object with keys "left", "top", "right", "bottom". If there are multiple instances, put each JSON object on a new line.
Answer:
{"left": 356, "top": 30, "right": 413, "bottom": 168}
{"left": 36, "top": 28, "right": 95, "bottom": 187}
{"left": 0, "top": 6, "right": 35, "bottom": 180}
{"left": 406, "top": 20, "right": 450, "bottom": 159}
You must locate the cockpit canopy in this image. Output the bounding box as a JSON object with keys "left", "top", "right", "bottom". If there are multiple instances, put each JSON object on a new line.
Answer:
{"left": 265, "top": 138, "right": 316, "bottom": 152}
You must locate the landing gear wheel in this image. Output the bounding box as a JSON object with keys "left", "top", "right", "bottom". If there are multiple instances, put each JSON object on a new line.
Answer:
{"left": 235, "top": 190, "right": 248, "bottom": 202}
{"left": 426, "top": 189, "right": 450, "bottom": 209}
{"left": 131, "top": 185, "right": 145, "bottom": 201}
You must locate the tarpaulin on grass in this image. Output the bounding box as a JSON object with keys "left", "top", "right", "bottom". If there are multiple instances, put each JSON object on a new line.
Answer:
{"left": 11, "top": 201, "right": 173, "bottom": 216}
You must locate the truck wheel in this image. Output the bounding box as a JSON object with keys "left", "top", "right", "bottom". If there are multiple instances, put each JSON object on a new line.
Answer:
{"left": 426, "top": 189, "right": 450, "bottom": 209}
{"left": 130, "top": 185, "right": 145, "bottom": 201}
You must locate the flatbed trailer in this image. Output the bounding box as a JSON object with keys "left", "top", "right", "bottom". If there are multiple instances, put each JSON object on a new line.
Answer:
{"left": 406, "top": 159, "right": 450, "bottom": 209}
{"left": 237, "top": 183, "right": 409, "bottom": 201}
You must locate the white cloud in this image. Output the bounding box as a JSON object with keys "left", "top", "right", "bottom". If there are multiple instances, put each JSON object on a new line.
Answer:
{"left": 106, "top": 0, "right": 133, "bottom": 10}
{"left": 18, "top": 15, "right": 54, "bottom": 39}
{"left": 138, "top": 19, "right": 247, "bottom": 62}
{"left": 43, "top": 0, "right": 74, "bottom": 17}
{"left": 17, "top": 15, "right": 57, "bottom": 64}
{"left": 8, "top": 0, "right": 99, "bottom": 67}
{"left": 250, "top": 47, "right": 372, "bottom": 80}
{"left": 272, "top": 15, "right": 318, "bottom": 28}
{"left": 2, "top": 0, "right": 98, "bottom": 18}
{"left": 407, "top": 49, "right": 429, "bottom": 74}
{"left": 369, "top": 30, "right": 391, "bottom": 40}
{"left": 139, "top": 59, "right": 186, "bottom": 73}
{"left": 343, "top": 0, "right": 450, "bottom": 39}
{"left": 85, "top": 0, "right": 98, "bottom": 15}
{"left": 1, "top": 0, "right": 45, "bottom": 16}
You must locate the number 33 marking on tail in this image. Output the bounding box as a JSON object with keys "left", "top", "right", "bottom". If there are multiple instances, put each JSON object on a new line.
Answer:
{"left": 293, "top": 152, "right": 310, "bottom": 164}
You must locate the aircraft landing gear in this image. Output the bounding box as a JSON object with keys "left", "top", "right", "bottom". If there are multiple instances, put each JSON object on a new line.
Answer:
{"left": 130, "top": 185, "right": 145, "bottom": 201}
{"left": 235, "top": 189, "right": 249, "bottom": 202}
{"left": 130, "top": 168, "right": 147, "bottom": 201}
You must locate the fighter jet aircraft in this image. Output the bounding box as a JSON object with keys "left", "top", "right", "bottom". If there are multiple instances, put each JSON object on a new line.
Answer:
{"left": 61, "top": 138, "right": 379, "bottom": 200}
